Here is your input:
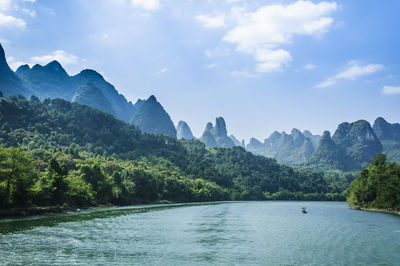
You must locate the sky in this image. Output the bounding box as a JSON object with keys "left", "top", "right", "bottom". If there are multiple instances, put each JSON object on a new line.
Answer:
{"left": 1, "top": 0, "right": 400, "bottom": 142}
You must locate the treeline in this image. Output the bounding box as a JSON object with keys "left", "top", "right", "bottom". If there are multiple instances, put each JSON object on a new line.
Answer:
{"left": 347, "top": 154, "right": 400, "bottom": 210}
{"left": 0, "top": 147, "right": 228, "bottom": 208}
{"left": 0, "top": 95, "right": 347, "bottom": 208}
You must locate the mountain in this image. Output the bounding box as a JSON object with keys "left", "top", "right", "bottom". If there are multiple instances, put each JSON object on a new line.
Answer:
{"left": 308, "top": 131, "right": 346, "bottom": 170}
{"left": 229, "top": 135, "right": 244, "bottom": 147}
{"left": 199, "top": 117, "right": 235, "bottom": 148}
{"left": 303, "top": 130, "right": 321, "bottom": 149}
{"left": 0, "top": 44, "right": 136, "bottom": 122}
{"left": 72, "top": 82, "right": 115, "bottom": 115}
{"left": 199, "top": 122, "right": 217, "bottom": 147}
{"left": 0, "top": 44, "right": 31, "bottom": 97}
{"left": 0, "top": 95, "right": 343, "bottom": 205}
{"left": 130, "top": 95, "right": 177, "bottom": 138}
{"left": 17, "top": 65, "right": 138, "bottom": 122}
{"left": 246, "top": 129, "right": 318, "bottom": 165}
{"left": 71, "top": 69, "right": 137, "bottom": 122}
{"left": 310, "top": 120, "right": 382, "bottom": 170}
{"left": 17, "top": 61, "right": 73, "bottom": 100}
{"left": 177, "top": 121, "right": 195, "bottom": 140}
{"left": 373, "top": 117, "right": 400, "bottom": 162}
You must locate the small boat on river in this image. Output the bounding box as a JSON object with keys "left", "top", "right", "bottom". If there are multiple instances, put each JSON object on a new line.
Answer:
{"left": 302, "top": 207, "right": 308, "bottom": 214}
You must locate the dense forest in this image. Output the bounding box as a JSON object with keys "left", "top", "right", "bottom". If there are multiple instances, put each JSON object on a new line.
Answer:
{"left": 0, "top": 95, "right": 348, "bottom": 209}
{"left": 347, "top": 154, "right": 400, "bottom": 210}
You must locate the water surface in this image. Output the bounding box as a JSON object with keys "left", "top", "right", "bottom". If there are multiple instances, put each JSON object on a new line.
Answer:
{"left": 1, "top": 201, "right": 399, "bottom": 265}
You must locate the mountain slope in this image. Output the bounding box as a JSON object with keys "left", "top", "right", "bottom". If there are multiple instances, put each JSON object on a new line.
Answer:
{"left": 71, "top": 69, "right": 136, "bottom": 122}
{"left": 199, "top": 117, "right": 235, "bottom": 148}
{"left": 246, "top": 129, "right": 318, "bottom": 165}
{"left": 177, "top": 121, "right": 195, "bottom": 140}
{"left": 130, "top": 95, "right": 177, "bottom": 138}
{"left": 309, "top": 120, "right": 382, "bottom": 170}
{"left": 373, "top": 117, "right": 400, "bottom": 162}
{"left": 0, "top": 43, "right": 136, "bottom": 122}
{"left": 72, "top": 82, "right": 115, "bottom": 115}
{"left": 0, "top": 44, "right": 31, "bottom": 97}
{"left": 0, "top": 95, "right": 344, "bottom": 203}
{"left": 17, "top": 61, "right": 73, "bottom": 100}
{"left": 229, "top": 135, "right": 244, "bottom": 147}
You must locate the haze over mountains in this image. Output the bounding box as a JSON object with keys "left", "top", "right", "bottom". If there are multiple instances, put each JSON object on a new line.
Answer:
{"left": 1, "top": 43, "right": 399, "bottom": 171}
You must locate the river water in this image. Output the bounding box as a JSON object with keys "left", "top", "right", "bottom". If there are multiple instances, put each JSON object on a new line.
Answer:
{"left": 1, "top": 201, "right": 399, "bottom": 265}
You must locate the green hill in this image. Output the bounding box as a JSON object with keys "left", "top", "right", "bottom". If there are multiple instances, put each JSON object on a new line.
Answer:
{"left": 0, "top": 95, "right": 345, "bottom": 209}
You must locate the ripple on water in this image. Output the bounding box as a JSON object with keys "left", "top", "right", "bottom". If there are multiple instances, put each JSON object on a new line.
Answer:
{"left": 1, "top": 202, "right": 400, "bottom": 265}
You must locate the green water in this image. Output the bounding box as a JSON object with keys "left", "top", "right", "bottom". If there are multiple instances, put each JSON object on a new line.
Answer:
{"left": 1, "top": 201, "right": 400, "bottom": 265}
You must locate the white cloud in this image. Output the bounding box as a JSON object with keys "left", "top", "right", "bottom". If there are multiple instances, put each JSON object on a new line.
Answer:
{"left": 231, "top": 70, "right": 260, "bottom": 78}
{"left": 0, "top": 12, "right": 26, "bottom": 29}
{"left": 196, "top": 14, "right": 225, "bottom": 28}
{"left": 21, "top": 8, "right": 36, "bottom": 17}
{"left": 254, "top": 48, "right": 291, "bottom": 72}
{"left": 304, "top": 63, "right": 316, "bottom": 70}
{"left": 206, "top": 63, "right": 216, "bottom": 69}
{"left": 30, "top": 50, "right": 79, "bottom": 66}
{"left": 316, "top": 61, "right": 384, "bottom": 88}
{"left": 158, "top": 67, "right": 168, "bottom": 73}
{"left": 131, "top": 0, "right": 160, "bottom": 10}
{"left": 0, "top": 0, "right": 11, "bottom": 11}
{"left": 22, "top": 0, "right": 36, "bottom": 2}
{"left": 6, "top": 56, "right": 29, "bottom": 71}
{"left": 205, "top": 47, "right": 230, "bottom": 57}
{"left": 382, "top": 86, "right": 400, "bottom": 95}
{"left": 213, "top": 0, "right": 337, "bottom": 73}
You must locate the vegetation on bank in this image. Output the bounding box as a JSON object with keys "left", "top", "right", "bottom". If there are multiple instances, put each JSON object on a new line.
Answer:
{"left": 0, "top": 95, "right": 348, "bottom": 209}
{"left": 347, "top": 154, "right": 400, "bottom": 210}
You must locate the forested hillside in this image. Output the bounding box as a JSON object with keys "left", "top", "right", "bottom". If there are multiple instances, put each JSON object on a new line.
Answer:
{"left": 347, "top": 154, "right": 400, "bottom": 211}
{"left": 0, "top": 95, "right": 346, "bottom": 209}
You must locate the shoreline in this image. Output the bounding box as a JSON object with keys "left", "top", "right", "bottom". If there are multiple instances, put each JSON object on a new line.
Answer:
{"left": 0, "top": 200, "right": 176, "bottom": 219}
{"left": 0, "top": 200, "right": 349, "bottom": 219}
{"left": 349, "top": 205, "right": 400, "bottom": 216}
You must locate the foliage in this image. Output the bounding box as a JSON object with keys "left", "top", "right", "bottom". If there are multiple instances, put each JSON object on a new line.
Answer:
{"left": 347, "top": 154, "right": 400, "bottom": 210}
{"left": 0, "top": 96, "right": 349, "bottom": 208}
{"left": 0, "top": 147, "right": 36, "bottom": 208}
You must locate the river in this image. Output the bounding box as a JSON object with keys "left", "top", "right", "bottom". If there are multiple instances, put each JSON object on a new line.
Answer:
{"left": 1, "top": 201, "right": 399, "bottom": 265}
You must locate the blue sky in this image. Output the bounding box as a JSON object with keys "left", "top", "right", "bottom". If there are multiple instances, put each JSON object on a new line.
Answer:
{"left": 1, "top": 0, "right": 399, "bottom": 142}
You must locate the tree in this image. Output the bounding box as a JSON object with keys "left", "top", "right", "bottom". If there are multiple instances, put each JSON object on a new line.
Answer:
{"left": 47, "top": 158, "right": 68, "bottom": 204}
{"left": 0, "top": 147, "right": 35, "bottom": 208}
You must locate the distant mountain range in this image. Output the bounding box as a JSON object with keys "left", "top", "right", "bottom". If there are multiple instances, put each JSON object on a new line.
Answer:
{"left": 1, "top": 43, "right": 399, "bottom": 170}
{"left": 246, "top": 129, "right": 320, "bottom": 165}
{"left": 0, "top": 43, "right": 175, "bottom": 137}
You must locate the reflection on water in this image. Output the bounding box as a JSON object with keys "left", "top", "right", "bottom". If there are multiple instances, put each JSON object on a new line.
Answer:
{"left": 1, "top": 201, "right": 400, "bottom": 265}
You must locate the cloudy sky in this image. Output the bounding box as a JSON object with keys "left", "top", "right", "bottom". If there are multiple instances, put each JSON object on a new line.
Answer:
{"left": 1, "top": 0, "right": 399, "bottom": 142}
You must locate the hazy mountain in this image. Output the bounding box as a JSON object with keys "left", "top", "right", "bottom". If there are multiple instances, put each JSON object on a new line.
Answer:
{"left": 246, "top": 137, "right": 264, "bottom": 152}
{"left": 199, "top": 122, "right": 217, "bottom": 147}
{"left": 373, "top": 117, "right": 400, "bottom": 162}
{"left": 0, "top": 43, "right": 137, "bottom": 122}
{"left": 72, "top": 82, "right": 115, "bottom": 115}
{"left": 303, "top": 130, "right": 321, "bottom": 149}
{"left": 246, "top": 129, "right": 318, "bottom": 165}
{"left": 17, "top": 60, "right": 74, "bottom": 100}
{"left": 0, "top": 44, "right": 31, "bottom": 97}
{"left": 130, "top": 95, "right": 177, "bottom": 138}
{"left": 310, "top": 120, "right": 382, "bottom": 170}
{"left": 229, "top": 135, "right": 244, "bottom": 147}
{"left": 309, "top": 131, "right": 347, "bottom": 170}
{"left": 199, "top": 117, "right": 235, "bottom": 148}
{"left": 177, "top": 121, "right": 195, "bottom": 140}
{"left": 71, "top": 69, "right": 137, "bottom": 122}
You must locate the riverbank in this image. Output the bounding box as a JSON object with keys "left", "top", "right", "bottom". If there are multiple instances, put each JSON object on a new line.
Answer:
{"left": 350, "top": 205, "right": 400, "bottom": 216}
{"left": 0, "top": 206, "right": 80, "bottom": 219}
{"left": 0, "top": 200, "right": 175, "bottom": 219}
